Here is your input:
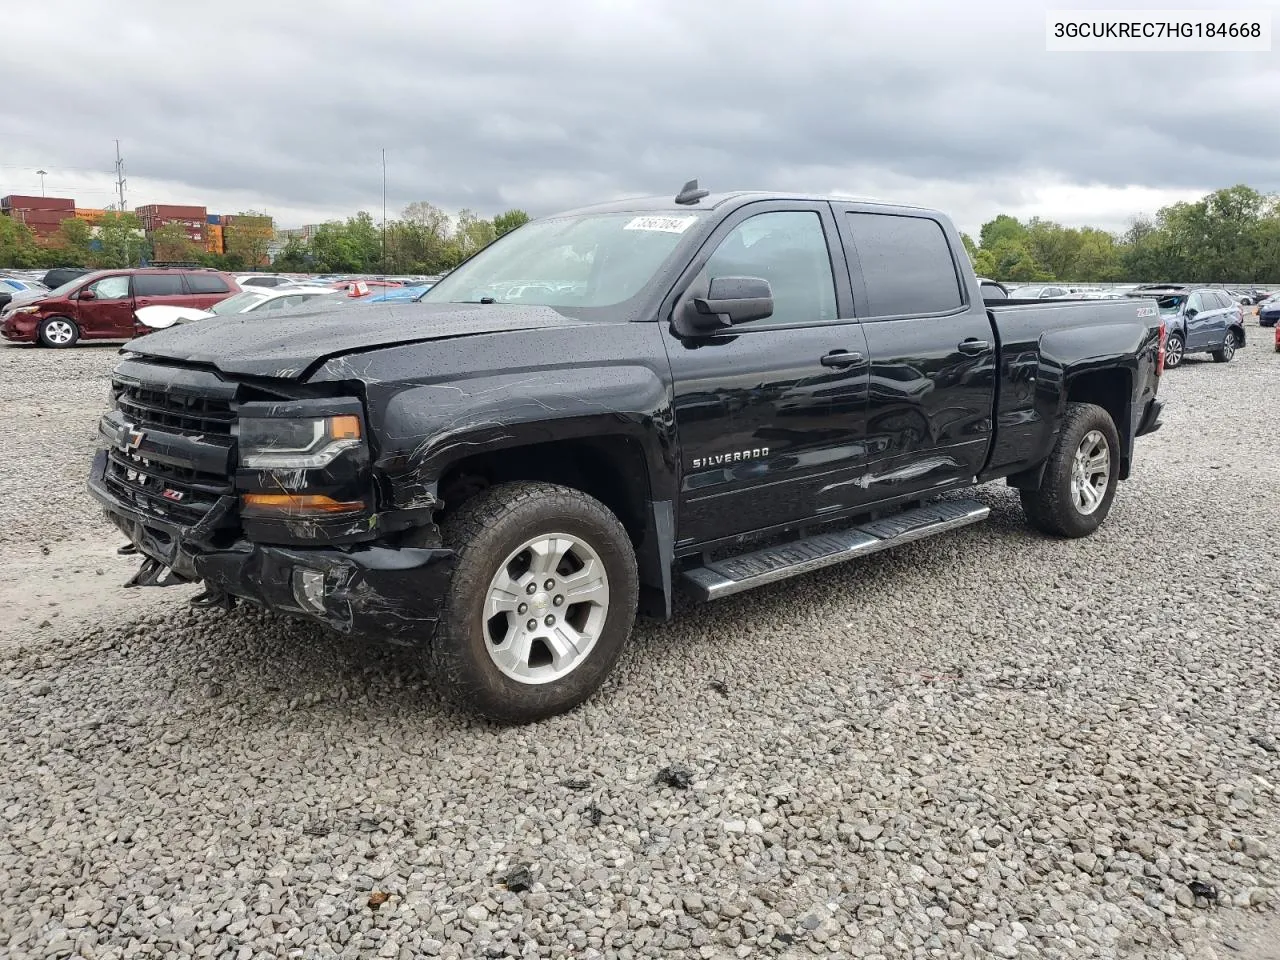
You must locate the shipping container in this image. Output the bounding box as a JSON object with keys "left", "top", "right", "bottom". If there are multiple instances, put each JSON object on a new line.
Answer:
{"left": 75, "top": 208, "right": 107, "bottom": 223}
{"left": 2, "top": 194, "right": 75, "bottom": 212}
{"left": 136, "top": 203, "right": 206, "bottom": 219}
{"left": 207, "top": 214, "right": 221, "bottom": 225}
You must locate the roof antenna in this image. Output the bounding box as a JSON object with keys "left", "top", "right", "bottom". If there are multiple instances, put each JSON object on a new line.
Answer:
{"left": 674, "top": 178, "right": 709, "bottom": 205}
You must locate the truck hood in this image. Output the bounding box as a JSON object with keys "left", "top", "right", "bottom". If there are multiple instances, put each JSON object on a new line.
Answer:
{"left": 125, "top": 301, "right": 596, "bottom": 379}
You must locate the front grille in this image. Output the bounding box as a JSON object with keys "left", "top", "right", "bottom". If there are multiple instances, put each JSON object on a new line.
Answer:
{"left": 103, "top": 448, "right": 233, "bottom": 526}
{"left": 114, "top": 381, "right": 235, "bottom": 441}
{"left": 106, "top": 370, "right": 239, "bottom": 529}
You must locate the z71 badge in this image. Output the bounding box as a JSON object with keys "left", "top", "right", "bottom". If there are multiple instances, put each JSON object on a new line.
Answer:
{"left": 690, "top": 447, "right": 769, "bottom": 469}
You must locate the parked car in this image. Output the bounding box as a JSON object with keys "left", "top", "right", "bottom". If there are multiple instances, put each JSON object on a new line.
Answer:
{"left": 1257, "top": 293, "right": 1280, "bottom": 328}
{"left": 975, "top": 277, "right": 1008, "bottom": 301}
{"left": 136, "top": 286, "right": 342, "bottom": 329}
{"left": 365, "top": 283, "right": 435, "bottom": 304}
{"left": 88, "top": 183, "right": 1165, "bottom": 722}
{"left": 1124, "top": 285, "right": 1245, "bottom": 367}
{"left": 235, "top": 274, "right": 296, "bottom": 290}
{"left": 1007, "top": 284, "right": 1073, "bottom": 299}
{"left": 40, "top": 267, "right": 92, "bottom": 290}
{"left": 0, "top": 276, "right": 48, "bottom": 312}
{"left": 1, "top": 269, "right": 239, "bottom": 347}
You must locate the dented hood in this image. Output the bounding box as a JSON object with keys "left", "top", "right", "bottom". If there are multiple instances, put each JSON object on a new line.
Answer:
{"left": 126, "top": 301, "right": 594, "bottom": 379}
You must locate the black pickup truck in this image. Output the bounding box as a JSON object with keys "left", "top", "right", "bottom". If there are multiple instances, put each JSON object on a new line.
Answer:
{"left": 89, "top": 183, "right": 1165, "bottom": 721}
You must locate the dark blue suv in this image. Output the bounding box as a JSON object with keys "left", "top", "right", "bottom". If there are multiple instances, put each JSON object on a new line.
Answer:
{"left": 1126, "top": 286, "right": 1245, "bottom": 368}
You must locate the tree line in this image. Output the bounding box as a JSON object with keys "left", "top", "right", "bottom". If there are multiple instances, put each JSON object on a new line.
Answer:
{"left": 5, "top": 185, "right": 1279, "bottom": 282}
{"left": 270, "top": 204, "right": 530, "bottom": 275}
{"left": 964, "top": 185, "right": 1280, "bottom": 284}
{"left": 0, "top": 210, "right": 278, "bottom": 272}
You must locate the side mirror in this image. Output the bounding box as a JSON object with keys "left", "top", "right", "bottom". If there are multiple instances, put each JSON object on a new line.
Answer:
{"left": 676, "top": 276, "right": 773, "bottom": 336}
{"left": 1184, "top": 307, "right": 1198, "bottom": 319}
{"left": 78, "top": 289, "right": 96, "bottom": 301}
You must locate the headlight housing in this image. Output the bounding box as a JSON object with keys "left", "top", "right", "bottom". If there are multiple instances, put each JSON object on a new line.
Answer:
{"left": 9, "top": 306, "right": 38, "bottom": 316}
{"left": 239, "top": 414, "right": 363, "bottom": 469}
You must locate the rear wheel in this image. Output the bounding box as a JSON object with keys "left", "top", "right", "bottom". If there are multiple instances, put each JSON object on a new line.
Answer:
{"left": 1163, "top": 332, "right": 1184, "bottom": 368}
{"left": 434, "top": 482, "right": 639, "bottom": 722}
{"left": 38, "top": 316, "right": 79, "bottom": 348}
{"left": 1212, "top": 329, "right": 1238, "bottom": 363}
{"left": 1021, "top": 402, "right": 1120, "bottom": 538}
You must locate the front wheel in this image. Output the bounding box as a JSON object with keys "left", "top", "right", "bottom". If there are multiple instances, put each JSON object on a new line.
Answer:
{"left": 1020, "top": 402, "right": 1120, "bottom": 538}
{"left": 38, "top": 316, "right": 80, "bottom": 348}
{"left": 1212, "top": 329, "right": 1238, "bottom": 363}
{"left": 1164, "top": 332, "right": 1185, "bottom": 368}
{"left": 434, "top": 481, "right": 639, "bottom": 722}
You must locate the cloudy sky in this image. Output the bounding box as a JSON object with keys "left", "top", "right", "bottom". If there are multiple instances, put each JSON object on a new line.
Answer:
{"left": 3, "top": 0, "right": 1278, "bottom": 235}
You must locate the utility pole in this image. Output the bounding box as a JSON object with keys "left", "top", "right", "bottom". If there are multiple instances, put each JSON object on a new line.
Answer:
{"left": 114, "top": 140, "right": 127, "bottom": 211}
{"left": 381, "top": 147, "right": 387, "bottom": 271}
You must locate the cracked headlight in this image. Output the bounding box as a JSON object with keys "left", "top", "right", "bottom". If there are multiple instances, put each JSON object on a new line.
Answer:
{"left": 239, "top": 415, "right": 364, "bottom": 469}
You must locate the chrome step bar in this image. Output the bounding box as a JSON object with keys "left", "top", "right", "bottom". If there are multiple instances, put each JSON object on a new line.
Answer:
{"left": 681, "top": 499, "right": 990, "bottom": 601}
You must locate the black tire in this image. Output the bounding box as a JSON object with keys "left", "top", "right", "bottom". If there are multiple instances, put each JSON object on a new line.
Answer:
{"left": 1163, "top": 332, "right": 1184, "bottom": 369}
{"left": 1020, "top": 402, "right": 1121, "bottom": 539}
{"left": 434, "top": 481, "right": 639, "bottom": 723}
{"left": 1212, "top": 328, "right": 1239, "bottom": 363}
{"left": 37, "top": 316, "right": 80, "bottom": 348}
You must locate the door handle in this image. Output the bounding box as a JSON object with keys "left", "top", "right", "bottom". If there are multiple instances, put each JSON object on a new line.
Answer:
{"left": 957, "top": 338, "right": 990, "bottom": 355}
{"left": 136, "top": 299, "right": 151, "bottom": 306}
{"left": 820, "top": 350, "right": 864, "bottom": 368}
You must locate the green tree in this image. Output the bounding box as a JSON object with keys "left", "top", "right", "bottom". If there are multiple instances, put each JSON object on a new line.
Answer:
{"left": 454, "top": 209, "right": 496, "bottom": 259}
{"left": 978, "top": 214, "right": 1027, "bottom": 251}
{"left": 94, "top": 212, "right": 148, "bottom": 268}
{"left": 493, "top": 209, "right": 531, "bottom": 238}
{"left": 151, "top": 222, "right": 201, "bottom": 262}
{"left": 224, "top": 211, "right": 274, "bottom": 268}
{"left": 51, "top": 218, "right": 94, "bottom": 266}
{"left": 271, "top": 237, "right": 312, "bottom": 272}
{"left": 960, "top": 232, "right": 979, "bottom": 264}
{"left": 0, "top": 216, "right": 40, "bottom": 268}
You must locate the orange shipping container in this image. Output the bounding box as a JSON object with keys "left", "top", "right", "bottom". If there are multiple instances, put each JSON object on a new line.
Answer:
{"left": 206, "top": 224, "right": 224, "bottom": 254}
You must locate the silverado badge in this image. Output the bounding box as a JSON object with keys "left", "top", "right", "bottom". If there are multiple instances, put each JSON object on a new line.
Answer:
{"left": 690, "top": 447, "right": 769, "bottom": 469}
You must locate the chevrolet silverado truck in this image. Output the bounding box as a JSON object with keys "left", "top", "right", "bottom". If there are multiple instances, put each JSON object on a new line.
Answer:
{"left": 88, "top": 182, "right": 1166, "bottom": 722}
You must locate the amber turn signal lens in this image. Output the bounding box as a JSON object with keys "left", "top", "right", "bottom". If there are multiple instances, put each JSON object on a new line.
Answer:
{"left": 329, "top": 415, "right": 361, "bottom": 440}
{"left": 242, "top": 493, "right": 365, "bottom": 515}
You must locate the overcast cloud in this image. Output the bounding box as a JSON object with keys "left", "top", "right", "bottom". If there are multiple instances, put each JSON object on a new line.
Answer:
{"left": 3, "top": 0, "right": 1278, "bottom": 234}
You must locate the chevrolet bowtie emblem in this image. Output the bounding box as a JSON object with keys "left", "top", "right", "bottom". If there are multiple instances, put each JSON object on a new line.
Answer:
{"left": 124, "top": 425, "right": 145, "bottom": 449}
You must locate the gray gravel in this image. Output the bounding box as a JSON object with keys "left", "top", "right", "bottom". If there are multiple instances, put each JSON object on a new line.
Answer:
{"left": 2, "top": 328, "right": 1279, "bottom": 959}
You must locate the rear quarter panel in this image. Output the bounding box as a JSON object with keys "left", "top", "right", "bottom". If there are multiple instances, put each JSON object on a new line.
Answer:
{"left": 983, "top": 298, "right": 1161, "bottom": 480}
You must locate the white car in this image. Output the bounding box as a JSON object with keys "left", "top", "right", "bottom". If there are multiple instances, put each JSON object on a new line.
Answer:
{"left": 135, "top": 287, "right": 341, "bottom": 329}
{"left": 235, "top": 274, "right": 297, "bottom": 289}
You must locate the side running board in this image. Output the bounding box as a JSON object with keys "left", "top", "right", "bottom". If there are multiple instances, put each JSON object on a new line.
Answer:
{"left": 681, "top": 499, "right": 990, "bottom": 601}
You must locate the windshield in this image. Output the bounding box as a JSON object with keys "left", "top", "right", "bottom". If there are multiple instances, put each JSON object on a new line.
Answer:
{"left": 1008, "top": 286, "right": 1043, "bottom": 298}
{"left": 45, "top": 275, "right": 98, "bottom": 299}
{"left": 1154, "top": 295, "right": 1186, "bottom": 314}
{"left": 423, "top": 212, "right": 704, "bottom": 310}
{"left": 211, "top": 291, "right": 270, "bottom": 315}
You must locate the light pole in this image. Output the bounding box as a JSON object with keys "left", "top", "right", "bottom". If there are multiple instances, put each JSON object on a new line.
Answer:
{"left": 36, "top": 170, "right": 47, "bottom": 196}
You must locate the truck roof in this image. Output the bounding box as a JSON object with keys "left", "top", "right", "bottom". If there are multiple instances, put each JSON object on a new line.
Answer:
{"left": 551, "top": 190, "right": 940, "bottom": 219}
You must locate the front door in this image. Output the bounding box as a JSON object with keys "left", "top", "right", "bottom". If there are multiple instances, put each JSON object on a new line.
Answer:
{"left": 833, "top": 204, "right": 998, "bottom": 504}
{"left": 77, "top": 274, "right": 135, "bottom": 338}
{"left": 664, "top": 202, "right": 870, "bottom": 547}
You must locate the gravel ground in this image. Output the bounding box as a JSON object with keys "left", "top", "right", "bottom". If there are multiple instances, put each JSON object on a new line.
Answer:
{"left": 2, "top": 327, "right": 1279, "bottom": 960}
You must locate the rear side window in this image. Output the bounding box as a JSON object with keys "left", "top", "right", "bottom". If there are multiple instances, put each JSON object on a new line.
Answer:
{"left": 846, "top": 213, "right": 963, "bottom": 317}
{"left": 134, "top": 274, "right": 185, "bottom": 296}
{"left": 185, "top": 273, "right": 231, "bottom": 294}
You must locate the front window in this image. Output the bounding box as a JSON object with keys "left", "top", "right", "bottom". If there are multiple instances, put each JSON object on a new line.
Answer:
{"left": 211, "top": 291, "right": 270, "bottom": 315}
{"left": 423, "top": 212, "right": 705, "bottom": 310}
{"left": 88, "top": 275, "right": 131, "bottom": 300}
{"left": 1155, "top": 295, "right": 1186, "bottom": 315}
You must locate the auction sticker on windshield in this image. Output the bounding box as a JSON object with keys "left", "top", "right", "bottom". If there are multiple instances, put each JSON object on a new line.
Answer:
{"left": 624, "top": 215, "right": 698, "bottom": 234}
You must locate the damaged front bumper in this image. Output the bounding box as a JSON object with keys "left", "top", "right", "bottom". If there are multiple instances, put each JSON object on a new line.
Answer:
{"left": 88, "top": 450, "right": 454, "bottom": 642}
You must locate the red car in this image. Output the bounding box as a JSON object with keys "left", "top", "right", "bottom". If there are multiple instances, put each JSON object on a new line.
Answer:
{"left": 0, "top": 268, "right": 239, "bottom": 347}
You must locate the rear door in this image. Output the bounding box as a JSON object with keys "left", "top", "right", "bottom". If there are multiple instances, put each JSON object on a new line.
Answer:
{"left": 183, "top": 272, "right": 235, "bottom": 309}
{"left": 664, "top": 201, "right": 870, "bottom": 546}
{"left": 77, "top": 274, "right": 135, "bottom": 337}
{"left": 833, "top": 205, "right": 998, "bottom": 505}
{"left": 133, "top": 272, "right": 188, "bottom": 316}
